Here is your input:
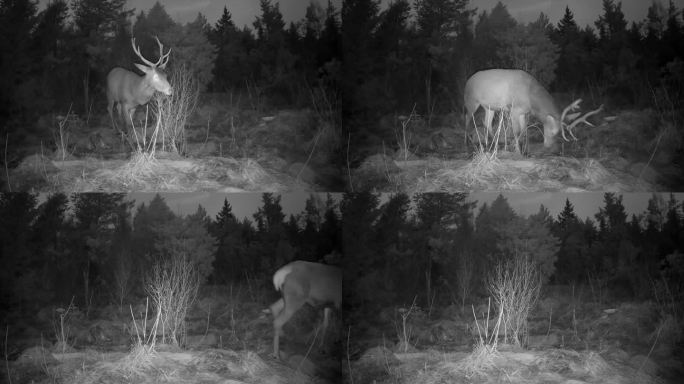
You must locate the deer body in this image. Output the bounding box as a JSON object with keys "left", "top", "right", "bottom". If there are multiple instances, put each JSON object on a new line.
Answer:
{"left": 464, "top": 69, "right": 603, "bottom": 153}
{"left": 106, "top": 37, "right": 172, "bottom": 139}
{"left": 464, "top": 69, "right": 561, "bottom": 151}
{"left": 270, "top": 260, "right": 342, "bottom": 359}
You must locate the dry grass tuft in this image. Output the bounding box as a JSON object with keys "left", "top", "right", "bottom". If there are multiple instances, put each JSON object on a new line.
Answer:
{"left": 458, "top": 341, "right": 499, "bottom": 378}
{"left": 121, "top": 152, "right": 159, "bottom": 179}
{"left": 240, "top": 158, "right": 268, "bottom": 185}
{"left": 583, "top": 351, "right": 614, "bottom": 377}
{"left": 117, "top": 342, "right": 157, "bottom": 378}
{"left": 463, "top": 149, "right": 500, "bottom": 181}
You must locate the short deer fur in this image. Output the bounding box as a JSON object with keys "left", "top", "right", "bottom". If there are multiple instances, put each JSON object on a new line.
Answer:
{"left": 464, "top": 69, "right": 602, "bottom": 152}
{"left": 269, "top": 260, "right": 342, "bottom": 359}
{"left": 106, "top": 36, "right": 172, "bottom": 141}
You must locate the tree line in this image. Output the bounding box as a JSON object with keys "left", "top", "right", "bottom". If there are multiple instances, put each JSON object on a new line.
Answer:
{"left": 342, "top": 0, "right": 684, "bottom": 127}
{"left": 341, "top": 192, "right": 684, "bottom": 314}
{"left": 0, "top": 0, "right": 341, "bottom": 129}
{"left": 2, "top": 0, "right": 682, "bottom": 145}
{"left": 0, "top": 192, "right": 341, "bottom": 311}
{"left": 2, "top": 191, "right": 682, "bottom": 316}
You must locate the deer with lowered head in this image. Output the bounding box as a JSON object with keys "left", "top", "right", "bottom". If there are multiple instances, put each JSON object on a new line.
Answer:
{"left": 267, "top": 260, "right": 342, "bottom": 359}
{"left": 106, "top": 36, "right": 172, "bottom": 143}
{"left": 464, "top": 69, "right": 603, "bottom": 152}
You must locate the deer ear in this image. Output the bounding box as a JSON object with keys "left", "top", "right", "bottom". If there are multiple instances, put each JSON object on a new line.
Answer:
{"left": 134, "top": 63, "right": 151, "bottom": 74}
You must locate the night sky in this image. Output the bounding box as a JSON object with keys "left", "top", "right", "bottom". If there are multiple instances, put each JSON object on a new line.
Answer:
{"left": 463, "top": 0, "right": 684, "bottom": 30}
{"left": 39, "top": 0, "right": 343, "bottom": 28}
{"left": 36, "top": 0, "right": 684, "bottom": 30}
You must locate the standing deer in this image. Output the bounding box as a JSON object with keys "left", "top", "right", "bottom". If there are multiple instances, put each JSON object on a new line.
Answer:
{"left": 106, "top": 36, "right": 172, "bottom": 141}
{"left": 269, "top": 260, "right": 342, "bottom": 359}
{"left": 464, "top": 69, "right": 603, "bottom": 152}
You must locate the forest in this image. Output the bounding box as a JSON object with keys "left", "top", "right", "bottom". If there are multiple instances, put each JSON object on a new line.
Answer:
{"left": 343, "top": 0, "right": 683, "bottom": 125}
{"left": 0, "top": 0, "right": 341, "bottom": 125}
{"left": 2, "top": 0, "right": 682, "bottom": 145}
{"left": 341, "top": 191, "right": 683, "bottom": 382}
{"left": 0, "top": 192, "right": 341, "bottom": 309}
{"left": 343, "top": 0, "right": 684, "bottom": 191}
{"left": 1, "top": 191, "right": 682, "bottom": 323}
{"left": 342, "top": 192, "right": 684, "bottom": 310}
{"left": 0, "top": 191, "right": 683, "bottom": 382}
{"left": 1, "top": 0, "right": 683, "bottom": 191}
{"left": 0, "top": 0, "right": 346, "bottom": 191}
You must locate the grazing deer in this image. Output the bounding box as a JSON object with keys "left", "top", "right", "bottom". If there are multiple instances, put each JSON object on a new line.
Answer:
{"left": 464, "top": 69, "right": 603, "bottom": 152}
{"left": 269, "top": 260, "right": 342, "bottom": 359}
{"left": 106, "top": 36, "right": 172, "bottom": 143}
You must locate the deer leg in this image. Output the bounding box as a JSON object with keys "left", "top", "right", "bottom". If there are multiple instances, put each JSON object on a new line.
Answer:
{"left": 270, "top": 298, "right": 284, "bottom": 317}
{"left": 510, "top": 113, "right": 520, "bottom": 153}
{"left": 113, "top": 103, "right": 129, "bottom": 142}
{"left": 107, "top": 99, "right": 115, "bottom": 130}
{"left": 463, "top": 113, "right": 470, "bottom": 152}
{"left": 518, "top": 114, "right": 527, "bottom": 153}
{"left": 319, "top": 306, "right": 332, "bottom": 347}
{"left": 510, "top": 112, "right": 526, "bottom": 153}
{"left": 463, "top": 106, "right": 477, "bottom": 152}
{"left": 111, "top": 102, "right": 122, "bottom": 133}
{"left": 119, "top": 107, "right": 138, "bottom": 150}
{"left": 273, "top": 296, "right": 305, "bottom": 359}
{"left": 484, "top": 108, "right": 495, "bottom": 147}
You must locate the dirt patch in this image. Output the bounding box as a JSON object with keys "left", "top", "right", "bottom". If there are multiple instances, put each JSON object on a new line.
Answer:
{"left": 5, "top": 153, "right": 317, "bottom": 192}
{"left": 346, "top": 346, "right": 668, "bottom": 384}
{"left": 350, "top": 152, "right": 660, "bottom": 192}
{"left": 350, "top": 108, "right": 683, "bottom": 191}
{"left": 3, "top": 298, "right": 342, "bottom": 384}
{"left": 4, "top": 107, "right": 340, "bottom": 192}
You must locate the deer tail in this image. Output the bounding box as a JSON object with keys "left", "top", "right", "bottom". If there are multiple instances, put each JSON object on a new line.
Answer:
{"left": 273, "top": 263, "right": 294, "bottom": 292}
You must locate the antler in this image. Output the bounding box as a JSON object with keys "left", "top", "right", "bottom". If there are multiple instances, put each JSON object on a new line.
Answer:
{"left": 154, "top": 36, "right": 171, "bottom": 69}
{"left": 564, "top": 104, "right": 604, "bottom": 140}
{"left": 560, "top": 99, "right": 581, "bottom": 122}
{"left": 559, "top": 99, "right": 582, "bottom": 141}
{"left": 131, "top": 36, "right": 171, "bottom": 68}
{"left": 131, "top": 38, "right": 156, "bottom": 67}
{"left": 559, "top": 99, "right": 603, "bottom": 140}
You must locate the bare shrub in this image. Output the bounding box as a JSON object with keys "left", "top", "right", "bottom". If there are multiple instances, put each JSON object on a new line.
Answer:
{"left": 53, "top": 297, "right": 76, "bottom": 353}
{"left": 463, "top": 299, "right": 503, "bottom": 377}
{"left": 486, "top": 254, "right": 542, "bottom": 346}
{"left": 113, "top": 252, "right": 132, "bottom": 312}
{"left": 144, "top": 254, "right": 200, "bottom": 346}
{"left": 52, "top": 105, "right": 75, "bottom": 161}
{"left": 153, "top": 63, "right": 200, "bottom": 154}
{"left": 394, "top": 296, "right": 419, "bottom": 353}
{"left": 456, "top": 250, "right": 475, "bottom": 311}
{"left": 394, "top": 105, "right": 418, "bottom": 161}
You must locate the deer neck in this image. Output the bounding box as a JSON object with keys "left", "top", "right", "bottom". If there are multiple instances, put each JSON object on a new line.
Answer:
{"left": 134, "top": 74, "right": 157, "bottom": 105}
{"left": 529, "top": 86, "right": 560, "bottom": 121}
